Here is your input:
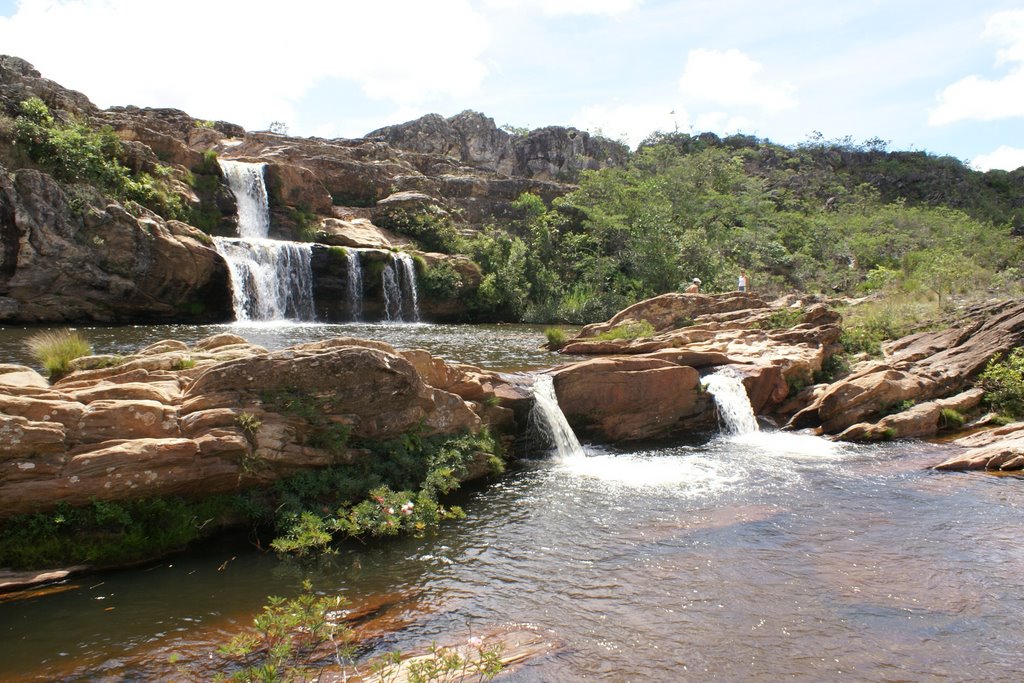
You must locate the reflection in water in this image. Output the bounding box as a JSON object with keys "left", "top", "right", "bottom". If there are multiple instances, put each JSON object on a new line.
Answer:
{"left": 1, "top": 326, "right": 1023, "bottom": 681}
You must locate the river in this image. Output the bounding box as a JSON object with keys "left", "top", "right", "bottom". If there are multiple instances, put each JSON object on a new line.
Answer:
{"left": 1, "top": 323, "right": 1023, "bottom": 681}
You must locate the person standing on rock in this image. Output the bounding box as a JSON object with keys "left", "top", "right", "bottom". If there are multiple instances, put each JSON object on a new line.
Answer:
{"left": 737, "top": 269, "right": 749, "bottom": 293}
{"left": 686, "top": 277, "right": 701, "bottom": 293}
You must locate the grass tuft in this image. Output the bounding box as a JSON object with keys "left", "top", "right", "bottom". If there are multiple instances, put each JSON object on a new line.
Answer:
{"left": 24, "top": 328, "right": 92, "bottom": 378}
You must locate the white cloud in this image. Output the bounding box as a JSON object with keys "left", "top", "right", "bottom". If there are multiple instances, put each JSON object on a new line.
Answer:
{"left": 678, "top": 48, "right": 797, "bottom": 112}
{"left": 0, "top": 0, "right": 491, "bottom": 132}
{"left": 971, "top": 145, "right": 1024, "bottom": 171}
{"left": 482, "top": 0, "right": 642, "bottom": 17}
{"left": 692, "top": 111, "right": 752, "bottom": 135}
{"left": 929, "top": 10, "right": 1024, "bottom": 125}
{"left": 570, "top": 103, "right": 686, "bottom": 148}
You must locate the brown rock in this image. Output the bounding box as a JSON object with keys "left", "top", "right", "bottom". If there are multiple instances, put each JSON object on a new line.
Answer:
{"left": 319, "top": 217, "right": 394, "bottom": 249}
{"left": 74, "top": 399, "right": 179, "bottom": 444}
{"left": 0, "top": 414, "right": 66, "bottom": 459}
{"left": 551, "top": 357, "right": 712, "bottom": 441}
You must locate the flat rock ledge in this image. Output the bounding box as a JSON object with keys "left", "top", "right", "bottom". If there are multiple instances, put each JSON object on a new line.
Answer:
{"left": 0, "top": 334, "right": 523, "bottom": 522}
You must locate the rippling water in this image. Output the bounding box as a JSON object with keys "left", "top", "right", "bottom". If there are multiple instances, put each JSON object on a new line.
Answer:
{"left": 0, "top": 321, "right": 572, "bottom": 372}
{"left": 1, "top": 325, "right": 1023, "bottom": 681}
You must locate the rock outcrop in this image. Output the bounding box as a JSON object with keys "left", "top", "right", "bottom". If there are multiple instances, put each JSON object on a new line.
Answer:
{"left": 551, "top": 357, "right": 711, "bottom": 441}
{"left": 787, "top": 299, "right": 1024, "bottom": 438}
{"left": 367, "top": 110, "right": 630, "bottom": 181}
{"left": 934, "top": 422, "right": 1024, "bottom": 472}
{"left": 0, "top": 57, "right": 632, "bottom": 324}
{"left": 0, "top": 167, "right": 232, "bottom": 322}
{"left": 0, "top": 335, "right": 516, "bottom": 520}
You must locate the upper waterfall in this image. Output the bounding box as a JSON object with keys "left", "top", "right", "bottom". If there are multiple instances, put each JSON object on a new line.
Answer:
{"left": 214, "top": 158, "right": 315, "bottom": 322}
{"left": 218, "top": 159, "right": 270, "bottom": 239}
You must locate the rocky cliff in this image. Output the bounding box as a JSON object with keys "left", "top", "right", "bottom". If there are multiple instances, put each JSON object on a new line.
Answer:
{"left": 0, "top": 55, "right": 629, "bottom": 324}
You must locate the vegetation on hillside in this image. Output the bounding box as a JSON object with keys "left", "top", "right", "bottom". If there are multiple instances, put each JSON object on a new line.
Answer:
{"left": 457, "top": 140, "right": 1023, "bottom": 323}
{"left": 9, "top": 96, "right": 189, "bottom": 219}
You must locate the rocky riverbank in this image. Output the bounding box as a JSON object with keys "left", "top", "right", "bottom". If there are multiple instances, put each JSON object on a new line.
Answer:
{"left": 551, "top": 292, "right": 1024, "bottom": 468}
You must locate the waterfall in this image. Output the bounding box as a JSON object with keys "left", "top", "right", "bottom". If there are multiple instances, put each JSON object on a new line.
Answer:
{"left": 382, "top": 252, "right": 421, "bottom": 322}
{"left": 703, "top": 367, "right": 760, "bottom": 435}
{"left": 213, "top": 238, "right": 315, "bottom": 321}
{"left": 530, "top": 374, "right": 586, "bottom": 460}
{"left": 218, "top": 159, "right": 270, "bottom": 238}
{"left": 214, "top": 159, "right": 315, "bottom": 322}
{"left": 346, "top": 249, "right": 364, "bottom": 321}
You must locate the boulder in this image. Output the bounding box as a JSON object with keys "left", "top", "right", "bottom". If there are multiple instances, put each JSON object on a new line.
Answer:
{"left": 0, "top": 336, "right": 504, "bottom": 520}
{"left": 319, "top": 217, "right": 394, "bottom": 249}
{"left": 835, "top": 388, "right": 985, "bottom": 441}
{"left": 551, "top": 357, "right": 712, "bottom": 441}
{"left": 559, "top": 293, "right": 841, "bottom": 416}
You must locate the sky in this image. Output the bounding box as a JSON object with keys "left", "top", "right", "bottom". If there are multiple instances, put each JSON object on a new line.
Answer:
{"left": 1, "top": 0, "right": 1023, "bottom": 171}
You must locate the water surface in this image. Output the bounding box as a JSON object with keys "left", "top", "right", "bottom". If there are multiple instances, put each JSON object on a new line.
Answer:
{"left": 0, "top": 325, "right": 1021, "bottom": 681}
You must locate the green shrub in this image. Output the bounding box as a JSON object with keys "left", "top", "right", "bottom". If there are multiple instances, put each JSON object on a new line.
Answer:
{"left": 260, "top": 429, "right": 499, "bottom": 556}
{"left": 24, "top": 328, "right": 91, "bottom": 378}
{"left": 980, "top": 348, "right": 1024, "bottom": 419}
{"left": 419, "top": 260, "right": 464, "bottom": 299}
{"left": 760, "top": 307, "right": 805, "bottom": 330}
{"left": 838, "top": 297, "right": 942, "bottom": 357}
{"left": 377, "top": 205, "right": 461, "bottom": 253}
{"left": 13, "top": 97, "right": 187, "bottom": 219}
{"left": 0, "top": 496, "right": 236, "bottom": 569}
{"left": 939, "top": 408, "right": 966, "bottom": 430}
{"left": 214, "top": 581, "right": 357, "bottom": 682}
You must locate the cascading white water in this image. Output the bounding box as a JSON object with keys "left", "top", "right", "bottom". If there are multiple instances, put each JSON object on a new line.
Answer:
{"left": 214, "top": 159, "right": 315, "bottom": 322}
{"left": 703, "top": 367, "right": 760, "bottom": 435}
{"left": 214, "top": 238, "right": 315, "bottom": 321}
{"left": 218, "top": 159, "right": 270, "bottom": 239}
{"left": 530, "top": 374, "right": 586, "bottom": 460}
{"left": 346, "top": 249, "right": 364, "bottom": 321}
{"left": 382, "top": 252, "right": 421, "bottom": 322}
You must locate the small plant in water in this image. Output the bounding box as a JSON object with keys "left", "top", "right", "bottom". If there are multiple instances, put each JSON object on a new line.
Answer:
{"left": 24, "top": 328, "right": 92, "bottom": 378}
{"left": 371, "top": 638, "right": 504, "bottom": 683}
{"left": 544, "top": 327, "right": 569, "bottom": 349}
{"left": 214, "top": 580, "right": 357, "bottom": 682}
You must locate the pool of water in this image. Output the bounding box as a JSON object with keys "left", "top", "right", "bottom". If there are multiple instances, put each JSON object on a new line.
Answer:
{"left": 0, "top": 321, "right": 575, "bottom": 373}
{"left": 1, "top": 325, "right": 1022, "bottom": 681}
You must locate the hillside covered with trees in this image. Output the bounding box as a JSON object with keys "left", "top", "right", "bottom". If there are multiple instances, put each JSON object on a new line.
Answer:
{"left": 448, "top": 131, "right": 1024, "bottom": 325}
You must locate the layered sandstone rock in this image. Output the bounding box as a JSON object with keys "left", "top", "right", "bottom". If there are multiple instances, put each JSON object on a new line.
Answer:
{"left": 788, "top": 300, "right": 1024, "bottom": 438}
{"left": 934, "top": 422, "right": 1024, "bottom": 471}
{"left": 558, "top": 293, "right": 842, "bottom": 427}
{"left": 550, "top": 357, "right": 711, "bottom": 441}
{"left": 0, "top": 167, "right": 232, "bottom": 323}
{"left": 0, "top": 336, "right": 514, "bottom": 520}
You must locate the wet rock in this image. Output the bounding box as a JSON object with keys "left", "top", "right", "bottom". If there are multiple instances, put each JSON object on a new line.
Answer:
{"left": 551, "top": 357, "right": 712, "bottom": 441}
{"left": 933, "top": 421, "right": 1024, "bottom": 471}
